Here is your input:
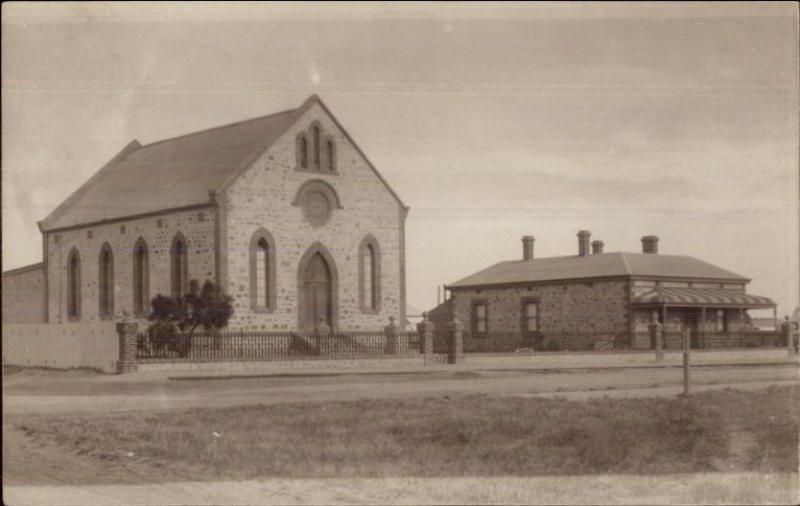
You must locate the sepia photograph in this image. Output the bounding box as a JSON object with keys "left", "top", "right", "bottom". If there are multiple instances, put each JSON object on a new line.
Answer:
{"left": 2, "top": 2, "right": 798, "bottom": 504}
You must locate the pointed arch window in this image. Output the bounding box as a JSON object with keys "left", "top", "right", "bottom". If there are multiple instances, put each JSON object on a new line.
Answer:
{"left": 133, "top": 238, "right": 149, "bottom": 316}
{"left": 299, "top": 136, "right": 308, "bottom": 168}
{"left": 171, "top": 233, "right": 188, "bottom": 302}
{"left": 325, "top": 138, "right": 336, "bottom": 172}
{"left": 312, "top": 125, "right": 321, "bottom": 170}
{"left": 67, "top": 248, "right": 81, "bottom": 320}
{"left": 249, "top": 228, "right": 276, "bottom": 312}
{"left": 358, "top": 235, "right": 381, "bottom": 313}
{"left": 98, "top": 243, "right": 114, "bottom": 319}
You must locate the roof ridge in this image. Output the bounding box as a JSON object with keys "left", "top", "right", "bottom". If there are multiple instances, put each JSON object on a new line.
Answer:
{"left": 138, "top": 106, "right": 298, "bottom": 149}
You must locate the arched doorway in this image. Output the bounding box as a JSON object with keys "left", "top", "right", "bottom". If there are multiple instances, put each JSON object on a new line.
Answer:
{"left": 298, "top": 244, "right": 338, "bottom": 332}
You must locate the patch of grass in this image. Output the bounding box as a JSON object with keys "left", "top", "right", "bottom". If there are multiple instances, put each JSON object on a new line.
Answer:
{"left": 14, "top": 387, "right": 798, "bottom": 482}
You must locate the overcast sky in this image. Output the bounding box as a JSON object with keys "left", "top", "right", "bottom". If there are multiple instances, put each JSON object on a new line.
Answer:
{"left": 3, "top": 2, "right": 798, "bottom": 316}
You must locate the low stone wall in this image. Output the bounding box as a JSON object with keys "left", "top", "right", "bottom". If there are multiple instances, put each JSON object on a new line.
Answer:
{"left": 137, "top": 356, "right": 437, "bottom": 374}
{"left": 1, "top": 322, "right": 118, "bottom": 373}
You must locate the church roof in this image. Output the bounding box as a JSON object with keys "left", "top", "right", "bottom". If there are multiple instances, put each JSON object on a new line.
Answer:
{"left": 39, "top": 95, "right": 405, "bottom": 232}
{"left": 447, "top": 252, "right": 749, "bottom": 288}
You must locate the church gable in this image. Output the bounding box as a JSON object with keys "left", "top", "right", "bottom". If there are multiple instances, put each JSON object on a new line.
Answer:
{"left": 222, "top": 98, "right": 407, "bottom": 331}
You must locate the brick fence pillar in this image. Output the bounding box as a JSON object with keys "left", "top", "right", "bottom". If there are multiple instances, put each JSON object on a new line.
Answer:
{"left": 649, "top": 322, "right": 664, "bottom": 362}
{"left": 449, "top": 316, "right": 464, "bottom": 365}
{"left": 116, "top": 321, "right": 139, "bottom": 374}
{"left": 384, "top": 316, "right": 399, "bottom": 354}
{"left": 417, "top": 312, "right": 434, "bottom": 366}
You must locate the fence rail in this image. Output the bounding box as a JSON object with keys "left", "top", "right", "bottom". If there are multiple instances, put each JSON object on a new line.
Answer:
{"left": 136, "top": 330, "right": 420, "bottom": 361}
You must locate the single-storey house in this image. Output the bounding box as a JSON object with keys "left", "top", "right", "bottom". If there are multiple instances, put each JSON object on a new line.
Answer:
{"left": 431, "top": 231, "right": 776, "bottom": 350}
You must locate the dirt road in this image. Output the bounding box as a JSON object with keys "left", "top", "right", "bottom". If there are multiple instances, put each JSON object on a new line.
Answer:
{"left": 4, "top": 363, "right": 797, "bottom": 416}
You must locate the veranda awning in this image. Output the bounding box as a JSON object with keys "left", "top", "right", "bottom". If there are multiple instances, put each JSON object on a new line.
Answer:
{"left": 631, "top": 287, "right": 775, "bottom": 308}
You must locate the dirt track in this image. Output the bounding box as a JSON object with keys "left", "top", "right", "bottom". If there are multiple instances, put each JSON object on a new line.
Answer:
{"left": 4, "top": 363, "right": 797, "bottom": 415}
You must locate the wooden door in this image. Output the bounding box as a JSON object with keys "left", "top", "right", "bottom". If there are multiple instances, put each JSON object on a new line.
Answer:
{"left": 301, "top": 253, "right": 332, "bottom": 331}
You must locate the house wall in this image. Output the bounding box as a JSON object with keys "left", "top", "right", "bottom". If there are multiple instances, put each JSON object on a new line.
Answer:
{"left": 44, "top": 207, "right": 217, "bottom": 324}
{"left": 2, "top": 265, "right": 45, "bottom": 323}
{"left": 450, "top": 279, "right": 630, "bottom": 336}
{"left": 223, "top": 101, "right": 405, "bottom": 331}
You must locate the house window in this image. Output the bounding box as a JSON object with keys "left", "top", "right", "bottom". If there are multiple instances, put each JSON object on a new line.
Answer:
{"left": 170, "top": 233, "right": 188, "bottom": 302}
{"left": 359, "top": 235, "right": 381, "bottom": 312}
{"left": 524, "top": 301, "right": 539, "bottom": 332}
{"left": 312, "top": 125, "right": 321, "bottom": 170}
{"left": 249, "top": 229, "right": 276, "bottom": 311}
{"left": 67, "top": 248, "right": 81, "bottom": 320}
{"left": 473, "top": 302, "right": 487, "bottom": 334}
{"left": 715, "top": 310, "right": 727, "bottom": 332}
{"left": 133, "top": 238, "right": 149, "bottom": 316}
{"left": 98, "top": 243, "right": 114, "bottom": 318}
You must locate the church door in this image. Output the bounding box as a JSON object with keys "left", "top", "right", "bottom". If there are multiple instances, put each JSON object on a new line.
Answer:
{"left": 301, "top": 253, "right": 333, "bottom": 332}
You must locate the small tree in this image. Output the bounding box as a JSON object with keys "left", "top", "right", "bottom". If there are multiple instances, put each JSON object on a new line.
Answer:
{"left": 146, "top": 280, "right": 234, "bottom": 357}
{"left": 179, "top": 280, "right": 234, "bottom": 340}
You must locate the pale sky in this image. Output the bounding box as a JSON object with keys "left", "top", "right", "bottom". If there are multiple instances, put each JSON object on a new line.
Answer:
{"left": 3, "top": 2, "right": 798, "bottom": 316}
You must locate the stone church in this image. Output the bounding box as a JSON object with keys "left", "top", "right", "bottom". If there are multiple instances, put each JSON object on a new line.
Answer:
{"left": 5, "top": 95, "right": 408, "bottom": 331}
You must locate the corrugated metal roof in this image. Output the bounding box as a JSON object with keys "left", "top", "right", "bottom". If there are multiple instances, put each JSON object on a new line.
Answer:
{"left": 631, "top": 287, "right": 774, "bottom": 307}
{"left": 39, "top": 106, "right": 299, "bottom": 231}
{"left": 447, "top": 252, "right": 748, "bottom": 288}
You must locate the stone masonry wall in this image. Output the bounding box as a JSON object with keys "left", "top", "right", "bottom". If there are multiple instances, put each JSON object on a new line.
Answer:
{"left": 45, "top": 207, "right": 217, "bottom": 324}
{"left": 2, "top": 265, "right": 45, "bottom": 323}
{"left": 450, "top": 280, "right": 630, "bottom": 336}
{"left": 224, "top": 102, "right": 404, "bottom": 331}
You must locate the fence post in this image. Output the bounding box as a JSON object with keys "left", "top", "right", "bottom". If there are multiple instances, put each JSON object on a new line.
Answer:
{"left": 417, "top": 312, "right": 434, "bottom": 366}
{"left": 384, "top": 316, "right": 399, "bottom": 354}
{"left": 449, "top": 316, "right": 464, "bottom": 365}
{"left": 116, "top": 321, "right": 139, "bottom": 374}
{"left": 649, "top": 322, "right": 664, "bottom": 362}
{"left": 782, "top": 318, "right": 797, "bottom": 357}
{"left": 682, "top": 327, "right": 691, "bottom": 395}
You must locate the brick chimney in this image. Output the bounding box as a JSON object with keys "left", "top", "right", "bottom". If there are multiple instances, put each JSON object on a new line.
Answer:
{"left": 641, "top": 235, "right": 659, "bottom": 254}
{"left": 577, "top": 230, "right": 591, "bottom": 257}
{"left": 591, "top": 240, "right": 604, "bottom": 255}
{"left": 522, "top": 235, "right": 535, "bottom": 261}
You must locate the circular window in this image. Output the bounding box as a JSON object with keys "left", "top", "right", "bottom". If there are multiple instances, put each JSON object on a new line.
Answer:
{"left": 302, "top": 190, "right": 333, "bottom": 227}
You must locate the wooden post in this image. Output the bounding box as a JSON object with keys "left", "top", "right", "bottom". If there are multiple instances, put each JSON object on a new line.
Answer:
{"left": 701, "top": 306, "right": 706, "bottom": 349}
{"left": 782, "top": 317, "right": 796, "bottom": 357}
{"left": 384, "top": 316, "right": 398, "bottom": 355}
{"left": 449, "top": 316, "right": 464, "bottom": 365}
{"left": 682, "top": 327, "right": 691, "bottom": 395}
{"left": 417, "top": 312, "right": 434, "bottom": 366}
{"left": 649, "top": 322, "right": 663, "bottom": 362}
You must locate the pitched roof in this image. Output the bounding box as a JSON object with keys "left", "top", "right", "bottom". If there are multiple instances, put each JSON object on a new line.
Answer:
{"left": 39, "top": 95, "right": 406, "bottom": 231}
{"left": 447, "top": 252, "right": 748, "bottom": 288}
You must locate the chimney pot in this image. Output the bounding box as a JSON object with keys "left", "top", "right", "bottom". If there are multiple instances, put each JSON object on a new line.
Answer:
{"left": 591, "top": 240, "right": 604, "bottom": 254}
{"left": 641, "top": 235, "right": 659, "bottom": 254}
{"left": 577, "top": 230, "right": 591, "bottom": 257}
{"left": 521, "top": 235, "right": 535, "bottom": 261}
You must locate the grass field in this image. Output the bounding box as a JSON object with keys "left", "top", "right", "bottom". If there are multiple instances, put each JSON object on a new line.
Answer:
{"left": 9, "top": 385, "right": 797, "bottom": 484}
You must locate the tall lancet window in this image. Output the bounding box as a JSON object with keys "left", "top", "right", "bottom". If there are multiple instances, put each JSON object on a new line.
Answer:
{"left": 313, "top": 125, "right": 321, "bottom": 170}
{"left": 171, "top": 233, "right": 188, "bottom": 302}
{"left": 133, "top": 238, "right": 149, "bottom": 316}
{"left": 250, "top": 228, "right": 276, "bottom": 312}
{"left": 98, "top": 243, "right": 114, "bottom": 318}
{"left": 358, "top": 235, "right": 381, "bottom": 313}
{"left": 67, "top": 248, "right": 81, "bottom": 320}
